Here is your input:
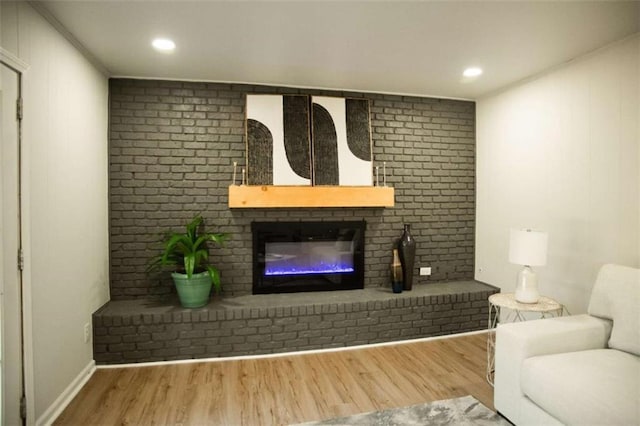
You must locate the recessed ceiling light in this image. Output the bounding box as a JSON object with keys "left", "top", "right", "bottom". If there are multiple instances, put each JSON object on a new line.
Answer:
{"left": 152, "top": 38, "right": 176, "bottom": 52}
{"left": 463, "top": 67, "right": 483, "bottom": 77}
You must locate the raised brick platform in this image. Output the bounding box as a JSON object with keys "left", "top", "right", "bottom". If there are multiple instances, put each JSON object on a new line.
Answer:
{"left": 93, "top": 280, "right": 498, "bottom": 364}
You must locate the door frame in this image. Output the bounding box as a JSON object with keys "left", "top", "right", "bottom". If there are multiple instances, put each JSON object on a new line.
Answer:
{"left": 1, "top": 47, "right": 35, "bottom": 425}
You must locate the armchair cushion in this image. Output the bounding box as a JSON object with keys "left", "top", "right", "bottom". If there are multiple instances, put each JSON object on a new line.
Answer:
{"left": 609, "top": 287, "right": 640, "bottom": 355}
{"left": 588, "top": 264, "right": 640, "bottom": 355}
{"left": 494, "top": 315, "right": 612, "bottom": 424}
{"left": 521, "top": 349, "right": 640, "bottom": 425}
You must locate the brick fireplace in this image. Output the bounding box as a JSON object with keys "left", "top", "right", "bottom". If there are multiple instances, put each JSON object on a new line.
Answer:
{"left": 108, "top": 79, "right": 476, "bottom": 299}
{"left": 98, "top": 78, "right": 482, "bottom": 364}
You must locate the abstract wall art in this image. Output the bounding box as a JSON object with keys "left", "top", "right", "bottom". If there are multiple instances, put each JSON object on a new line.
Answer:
{"left": 312, "top": 97, "right": 372, "bottom": 186}
{"left": 245, "top": 95, "right": 372, "bottom": 186}
{"left": 246, "top": 94, "right": 312, "bottom": 185}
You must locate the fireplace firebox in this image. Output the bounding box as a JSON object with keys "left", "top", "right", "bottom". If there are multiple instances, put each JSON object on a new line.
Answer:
{"left": 252, "top": 221, "right": 366, "bottom": 294}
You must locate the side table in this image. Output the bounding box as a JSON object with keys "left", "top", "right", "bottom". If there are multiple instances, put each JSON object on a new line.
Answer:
{"left": 486, "top": 292, "right": 566, "bottom": 386}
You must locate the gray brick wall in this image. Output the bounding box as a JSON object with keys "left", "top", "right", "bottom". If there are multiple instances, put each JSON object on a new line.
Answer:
{"left": 109, "top": 79, "right": 475, "bottom": 299}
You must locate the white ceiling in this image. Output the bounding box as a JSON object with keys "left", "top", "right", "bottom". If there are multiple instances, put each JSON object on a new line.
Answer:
{"left": 37, "top": 1, "right": 639, "bottom": 100}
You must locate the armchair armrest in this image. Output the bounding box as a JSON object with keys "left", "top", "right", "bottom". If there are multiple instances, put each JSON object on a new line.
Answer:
{"left": 494, "top": 314, "right": 612, "bottom": 423}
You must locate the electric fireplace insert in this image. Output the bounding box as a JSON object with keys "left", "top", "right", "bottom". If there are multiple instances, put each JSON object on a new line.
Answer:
{"left": 252, "top": 221, "right": 366, "bottom": 294}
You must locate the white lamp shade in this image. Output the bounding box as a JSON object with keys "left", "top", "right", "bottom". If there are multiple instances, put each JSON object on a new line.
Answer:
{"left": 509, "top": 229, "right": 548, "bottom": 266}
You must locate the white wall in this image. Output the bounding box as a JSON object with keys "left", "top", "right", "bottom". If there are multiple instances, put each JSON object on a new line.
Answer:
{"left": 476, "top": 35, "right": 640, "bottom": 314}
{"left": 1, "top": 2, "right": 109, "bottom": 422}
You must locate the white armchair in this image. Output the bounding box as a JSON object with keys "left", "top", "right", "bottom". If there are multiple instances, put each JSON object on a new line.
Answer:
{"left": 494, "top": 264, "right": 640, "bottom": 425}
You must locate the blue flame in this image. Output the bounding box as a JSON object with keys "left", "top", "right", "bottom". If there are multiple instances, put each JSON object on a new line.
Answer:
{"left": 263, "top": 242, "right": 355, "bottom": 277}
{"left": 265, "top": 262, "right": 354, "bottom": 276}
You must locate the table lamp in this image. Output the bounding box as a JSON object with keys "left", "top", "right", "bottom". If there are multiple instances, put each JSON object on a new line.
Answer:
{"left": 509, "top": 229, "right": 548, "bottom": 303}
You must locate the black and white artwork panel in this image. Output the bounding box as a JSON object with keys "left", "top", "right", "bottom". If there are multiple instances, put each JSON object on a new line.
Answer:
{"left": 246, "top": 94, "right": 311, "bottom": 186}
{"left": 312, "top": 96, "right": 373, "bottom": 186}
{"left": 282, "top": 95, "right": 312, "bottom": 183}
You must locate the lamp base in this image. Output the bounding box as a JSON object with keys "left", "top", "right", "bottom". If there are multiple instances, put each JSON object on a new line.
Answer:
{"left": 515, "top": 265, "right": 540, "bottom": 303}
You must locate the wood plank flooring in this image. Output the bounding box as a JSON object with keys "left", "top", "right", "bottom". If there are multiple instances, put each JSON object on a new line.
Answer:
{"left": 55, "top": 332, "right": 493, "bottom": 425}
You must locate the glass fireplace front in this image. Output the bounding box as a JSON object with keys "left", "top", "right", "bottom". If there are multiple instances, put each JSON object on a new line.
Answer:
{"left": 252, "top": 221, "right": 366, "bottom": 294}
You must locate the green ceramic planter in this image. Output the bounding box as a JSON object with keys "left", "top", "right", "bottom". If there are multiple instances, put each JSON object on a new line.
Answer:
{"left": 171, "top": 271, "right": 212, "bottom": 308}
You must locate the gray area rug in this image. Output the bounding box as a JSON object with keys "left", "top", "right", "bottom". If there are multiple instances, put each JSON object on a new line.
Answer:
{"left": 293, "top": 395, "right": 511, "bottom": 426}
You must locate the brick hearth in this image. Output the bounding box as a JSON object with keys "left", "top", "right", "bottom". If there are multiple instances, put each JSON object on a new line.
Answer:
{"left": 93, "top": 280, "right": 498, "bottom": 364}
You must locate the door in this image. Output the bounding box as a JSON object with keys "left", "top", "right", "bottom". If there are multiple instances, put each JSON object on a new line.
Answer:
{"left": 1, "top": 61, "right": 24, "bottom": 425}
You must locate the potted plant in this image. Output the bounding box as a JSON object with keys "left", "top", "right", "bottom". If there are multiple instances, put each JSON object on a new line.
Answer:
{"left": 148, "top": 215, "right": 229, "bottom": 308}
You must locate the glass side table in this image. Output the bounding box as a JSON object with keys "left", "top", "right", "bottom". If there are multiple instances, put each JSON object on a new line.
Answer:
{"left": 486, "top": 292, "right": 567, "bottom": 386}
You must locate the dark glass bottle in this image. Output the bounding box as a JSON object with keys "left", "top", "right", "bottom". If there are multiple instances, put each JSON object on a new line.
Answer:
{"left": 398, "top": 224, "right": 416, "bottom": 291}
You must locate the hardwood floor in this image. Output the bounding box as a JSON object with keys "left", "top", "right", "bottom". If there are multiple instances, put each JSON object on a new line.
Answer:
{"left": 55, "top": 332, "right": 493, "bottom": 425}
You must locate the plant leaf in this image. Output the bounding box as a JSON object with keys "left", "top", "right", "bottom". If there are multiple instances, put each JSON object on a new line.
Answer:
{"left": 207, "top": 266, "right": 221, "bottom": 294}
{"left": 193, "top": 234, "right": 210, "bottom": 251}
{"left": 184, "top": 253, "right": 195, "bottom": 278}
{"left": 186, "top": 215, "right": 203, "bottom": 242}
{"left": 194, "top": 248, "right": 209, "bottom": 270}
{"left": 162, "top": 234, "right": 187, "bottom": 263}
{"left": 207, "top": 233, "right": 229, "bottom": 246}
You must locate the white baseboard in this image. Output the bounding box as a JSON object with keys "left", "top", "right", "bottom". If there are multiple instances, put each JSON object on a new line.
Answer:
{"left": 36, "top": 360, "right": 96, "bottom": 426}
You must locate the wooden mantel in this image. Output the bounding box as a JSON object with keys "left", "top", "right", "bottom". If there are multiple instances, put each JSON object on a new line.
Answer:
{"left": 228, "top": 185, "right": 395, "bottom": 208}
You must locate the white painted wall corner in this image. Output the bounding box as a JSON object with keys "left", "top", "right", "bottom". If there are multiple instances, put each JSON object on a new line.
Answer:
{"left": 35, "top": 360, "right": 96, "bottom": 426}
